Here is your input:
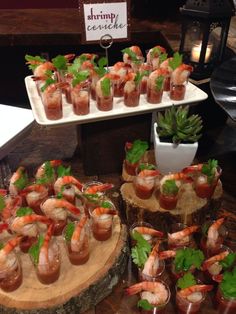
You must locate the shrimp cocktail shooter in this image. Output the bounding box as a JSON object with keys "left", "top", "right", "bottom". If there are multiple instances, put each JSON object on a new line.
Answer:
{"left": 29, "top": 223, "right": 61, "bottom": 285}
{"left": 130, "top": 223, "right": 164, "bottom": 248}
{"left": 124, "top": 140, "right": 149, "bottom": 176}
{"left": 126, "top": 280, "right": 171, "bottom": 314}
{"left": 123, "top": 72, "right": 142, "bottom": 107}
{"left": 133, "top": 163, "right": 160, "bottom": 200}
{"left": 200, "top": 218, "right": 228, "bottom": 258}
{"left": 147, "top": 68, "right": 168, "bottom": 104}
{"left": 0, "top": 236, "right": 23, "bottom": 292}
{"left": 122, "top": 46, "right": 144, "bottom": 73}
{"left": 63, "top": 216, "right": 90, "bottom": 265}
{"left": 90, "top": 206, "right": 118, "bottom": 241}
{"left": 183, "top": 159, "right": 222, "bottom": 199}
{"left": 176, "top": 273, "right": 213, "bottom": 314}
{"left": 167, "top": 224, "right": 199, "bottom": 250}
{"left": 215, "top": 267, "right": 236, "bottom": 314}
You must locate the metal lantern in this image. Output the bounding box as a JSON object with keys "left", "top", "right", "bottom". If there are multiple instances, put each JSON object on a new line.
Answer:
{"left": 179, "top": 0, "right": 235, "bottom": 80}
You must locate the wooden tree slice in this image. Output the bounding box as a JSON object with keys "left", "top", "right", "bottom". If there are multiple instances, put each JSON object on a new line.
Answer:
{"left": 0, "top": 218, "right": 128, "bottom": 314}
{"left": 121, "top": 181, "right": 223, "bottom": 230}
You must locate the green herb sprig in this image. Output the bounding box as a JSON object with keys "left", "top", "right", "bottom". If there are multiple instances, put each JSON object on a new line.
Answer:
{"left": 25, "top": 54, "right": 46, "bottom": 71}
{"left": 72, "top": 70, "right": 89, "bottom": 88}
{"left": 177, "top": 272, "right": 197, "bottom": 289}
{"left": 125, "top": 139, "right": 148, "bottom": 165}
{"left": 52, "top": 55, "right": 68, "bottom": 71}
{"left": 57, "top": 165, "right": 72, "bottom": 178}
{"left": 220, "top": 253, "right": 236, "bottom": 270}
{"left": 169, "top": 52, "right": 183, "bottom": 70}
{"left": 29, "top": 235, "right": 44, "bottom": 265}
{"left": 174, "top": 247, "right": 204, "bottom": 272}
{"left": 137, "top": 299, "right": 154, "bottom": 310}
{"left": 131, "top": 230, "right": 151, "bottom": 268}
{"left": 201, "top": 159, "right": 218, "bottom": 184}
{"left": 0, "top": 195, "right": 5, "bottom": 212}
{"left": 121, "top": 48, "right": 139, "bottom": 62}
{"left": 155, "top": 75, "right": 165, "bottom": 91}
{"left": 101, "top": 77, "right": 111, "bottom": 97}
{"left": 162, "top": 179, "right": 179, "bottom": 195}
{"left": 16, "top": 207, "right": 33, "bottom": 217}
{"left": 220, "top": 267, "right": 236, "bottom": 299}
{"left": 94, "top": 57, "right": 108, "bottom": 77}
{"left": 64, "top": 222, "right": 75, "bottom": 242}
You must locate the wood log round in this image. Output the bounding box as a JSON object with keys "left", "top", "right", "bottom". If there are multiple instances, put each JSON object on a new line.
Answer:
{"left": 120, "top": 181, "right": 223, "bottom": 231}
{"left": 0, "top": 218, "right": 128, "bottom": 314}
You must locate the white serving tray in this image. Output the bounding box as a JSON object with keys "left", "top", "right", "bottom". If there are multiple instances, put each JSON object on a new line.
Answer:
{"left": 0, "top": 104, "right": 34, "bottom": 160}
{"left": 25, "top": 75, "right": 208, "bottom": 127}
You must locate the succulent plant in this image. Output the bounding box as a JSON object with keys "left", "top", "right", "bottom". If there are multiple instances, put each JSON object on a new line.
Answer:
{"left": 156, "top": 105, "right": 203, "bottom": 144}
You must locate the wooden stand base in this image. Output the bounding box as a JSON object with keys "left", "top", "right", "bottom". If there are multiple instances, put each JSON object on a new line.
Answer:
{"left": 0, "top": 218, "right": 128, "bottom": 314}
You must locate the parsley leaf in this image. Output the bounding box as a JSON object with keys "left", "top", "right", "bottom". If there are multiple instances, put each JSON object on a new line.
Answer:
{"left": 177, "top": 272, "right": 197, "bottom": 289}
{"left": 125, "top": 139, "right": 148, "bottom": 165}
{"left": 169, "top": 52, "right": 183, "bottom": 70}
{"left": 162, "top": 179, "right": 179, "bottom": 195}
{"left": 0, "top": 195, "right": 6, "bottom": 212}
{"left": 72, "top": 70, "right": 89, "bottom": 87}
{"left": 94, "top": 57, "right": 108, "bottom": 77}
{"left": 57, "top": 165, "right": 71, "bottom": 178}
{"left": 101, "top": 77, "right": 111, "bottom": 97}
{"left": 220, "top": 253, "right": 236, "bottom": 270}
{"left": 36, "top": 160, "right": 55, "bottom": 183}
{"left": 131, "top": 231, "right": 151, "bottom": 267}
{"left": 121, "top": 48, "right": 139, "bottom": 62}
{"left": 137, "top": 299, "right": 154, "bottom": 310}
{"left": 52, "top": 55, "right": 67, "bottom": 71}
{"left": 14, "top": 170, "right": 28, "bottom": 190}
{"left": 100, "top": 201, "right": 112, "bottom": 208}
{"left": 64, "top": 222, "right": 75, "bottom": 242}
{"left": 25, "top": 54, "right": 46, "bottom": 71}
{"left": 155, "top": 75, "right": 165, "bottom": 91}
{"left": 220, "top": 267, "right": 236, "bottom": 299}
{"left": 29, "top": 235, "right": 44, "bottom": 265}
{"left": 139, "top": 163, "right": 156, "bottom": 171}
{"left": 201, "top": 159, "right": 218, "bottom": 184}
{"left": 41, "top": 77, "right": 56, "bottom": 93}
{"left": 174, "top": 247, "right": 204, "bottom": 272}
{"left": 16, "top": 207, "right": 33, "bottom": 217}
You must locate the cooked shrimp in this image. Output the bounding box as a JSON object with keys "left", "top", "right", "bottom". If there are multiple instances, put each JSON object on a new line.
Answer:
{"left": 10, "top": 214, "right": 52, "bottom": 237}
{"left": 206, "top": 218, "right": 224, "bottom": 248}
{"left": 43, "top": 82, "right": 68, "bottom": 94}
{"left": 35, "top": 160, "right": 62, "bottom": 179}
{"left": 1, "top": 195, "right": 22, "bottom": 222}
{"left": 142, "top": 241, "right": 160, "bottom": 277}
{"left": 171, "top": 64, "right": 193, "bottom": 85}
{"left": 138, "top": 169, "right": 160, "bottom": 177}
{"left": 85, "top": 183, "right": 114, "bottom": 195}
{"left": 38, "top": 223, "right": 55, "bottom": 272}
{"left": 123, "top": 46, "right": 143, "bottom": 64}
{"left": 168, "top": 225, "right": 199, "bottom": 244}
{"left": 0, "top": 235, "right": 22, "bottom": 268}
{"left": 160, "top": 172, "right": 191, "bottom": 192}
{"left": 40, "top": 197, "right": 81, "bottom": 220}
{"left": 178, "top": 284, "right": 213, "bottom": 298}
{"left": 92, "top": 207, "right": 118, "bottom": 216}
{"left": 133, "top": 226, "right": 164, "bottom": 238}
{"left": 9, "top": 166, "right": 27, "bottom": 196}
{"left": 54, "top": 176, "right": 83, "bottom": 200}
{"left": 33, "top": 62, "right": 55, "bottom": 79}
{"left": 147, "top": 68, "right": 169, "bottom": 89}
{"left": 147, "top": 45, "right": 166, "bottom": 70}
{"left": 71, "top": 216, "right": 88, "bottom": 252}
{"left": 158, "top": 250, "right": 176, "bottom": 260}
{"left": 160, "top": 57, "right": 173, "bottom": 72}
{"left": 202, "top": 251, "right": 229, "bottom": 271}
{"left": 111, "top": 62, "right": 132, "bottom": 77}
{"left": 21, "top": 184, "right": 48, "bottom": 208}
{"left": 126, "top": 281, "right": 169, "bottom": 306}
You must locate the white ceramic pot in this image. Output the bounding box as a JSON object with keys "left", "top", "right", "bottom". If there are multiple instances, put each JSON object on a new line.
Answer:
{"left": 153, "top": 122, "right": 198, "bottom": 174}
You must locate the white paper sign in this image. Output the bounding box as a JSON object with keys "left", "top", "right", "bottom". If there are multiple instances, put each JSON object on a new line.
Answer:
{"left": 83, "top": 2, "right": 128, "bottom": 42}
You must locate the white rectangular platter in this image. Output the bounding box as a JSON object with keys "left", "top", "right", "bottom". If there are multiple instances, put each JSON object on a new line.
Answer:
{"left": 25, "top": 75, "right": 208, "bottom": 127}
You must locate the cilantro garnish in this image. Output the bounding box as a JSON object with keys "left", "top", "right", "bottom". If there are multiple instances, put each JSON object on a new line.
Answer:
{"left": 36, "top": 160, "right": 55, "bottom": 184}
{"left": 220, "top": 267, "right": 236, "bottom": 299}
{"left": 121, "top": 48, "right": 139, "bottom": 62}
{"left": 155, "top": 75, "right": 165, "bottom": 91}
{"left": 134, "top": 72, "right": 143, "bottom": 87}
{"left": 125, "top": 139, "right": 148, "bottom": 165}
{"left": 150, "top": 47, "right": 162, "bottom": 58}
{"left": 14, "top": 170, "right": 28, "bottom": 190}
{"left": 139, "top": 163, "right": 156, "bottom": 171}
{"left": 177, "top": 272, "right": 197, "bottom": 289}
{"left": 174, "top": 247, "right": 204, "bottom": 272}
{"left": 72, "top": 70, "right": 89, "bottom": 87}
{"left": 137, "top": 299, "right": 154, "bottom": 310}
{"left": 64, "top": 222, "right": 75, "bottom": 242}
{"left": 41, "top": 77, "right": 56, "bottom": 93}
{"left": 220, "top": 253, "right": 236, "bottom": 270}
{"left": 101, "top": 77, "right": 111, "bottom": 97}
{"left": 0, "top": 195, "right": 5, "bottom": 212}
{"left": 100, "top": 201, "right": 112, "bottom": 208}
{"left": 52, "top": 55, "right": 68, "bottom": 71}
{"left": 0, "top": 243, "right": 4, "bottom": 250}
{"left": 29, "top": 235, "right": 44, "bottom": 265}
{"left": 94, "top": 57, "right": 108, "bottom": 77}
{"left": 201, "top": 159, "right": 218, "bottom": 184}
{"left": 131, "top": 230, "right": 151, "bottom": 268}
{"left": 159, "top": 53, "right": 168, "bottom": 64}
{"left": 162, "top": 179, "right": 179, "bottom": 195}
{"left": 169, "top": 52, "right": 183, "bottom": 70}
{"left": 16, "top": 207, "right": 33, "bottom": 217}
{"left": 83, "top": 193, "right": 100, "bottom": 202}
{"left": 57, "top": 165, "right": 71, "bottom": 178}
{"left": 25, "top": 54, "right": 46, "bottom": 71}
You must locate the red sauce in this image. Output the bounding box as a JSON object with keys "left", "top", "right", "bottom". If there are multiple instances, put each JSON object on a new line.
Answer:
{"left": 92, "top": 220, "right": 112, "bottom": 241}
{"left": 159, "top": 193, "right": 178, "bottom": 210}
{"left": 215, "top": 287, "right": 236, "bottom": 314}
{"left": 170, "top": 84, "right": 186, "bottom": 101}
{"left": 90, "top": 85, "right": 96, "bottom": 100}
{"left": 53, "top": 220, "right": 67, "bottom": 236}
{"left": 96, "top": 95, "right": 113, "bottom": 111}
{"left": 67, "top": 241, "right": 90, "bottom": 265}
{"left": 124, "top": 89, "right": 140, "bottom": 107}
{"left": 147, "top": 88, "right": 163, "bottom": 104}
{"left": 113, "top": 81, "right": 125, "bottom": 97}
{"left": 195, "top": 182, "right": 216, "bottom": 199}
{"left": 124, "top": 159, "right": 139, "bottom": 176}
{"left": 140, "top": 79, "right": 147, "bottom": 94}
{"left": 43, "top": 96, "right": 63, "bottom": 120}
{"left": 176, "top": 290, "right": 205, "bottom": 314}
{"left": 20, "top": 236, "right": 38, "bottom": 253}
{"left": 134, "top": 183, "right": 154, "bottom": 199}
{"left": 163, "top": 76, "right": 171, "bottom": 91}
{"left": 36, "top": 257, "right": 60, "bottom": 284}
{"left": 72, "top": 90, "right": 90, "bottom": 115}
{"left": 0, "top": 265, "right": 22, "bottom": 292}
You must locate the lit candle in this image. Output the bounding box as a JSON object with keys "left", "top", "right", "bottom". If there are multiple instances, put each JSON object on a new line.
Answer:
{"left": 191, "top": 43, "right": 212, "bottom": 63}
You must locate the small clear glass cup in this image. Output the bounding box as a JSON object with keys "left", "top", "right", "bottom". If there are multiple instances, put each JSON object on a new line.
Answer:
{"left": 82, "top": 181, "right": 107, "bottom": 216}
{"left": 71, "top": 83, "right": 90, "bottom": 115}
{"left": 34, "top": 240, "right": 60, "bottom": 285}
{"left": 63, "top": 221, "right": 90, "bottom": 265}
{"left": 167, "top": 223, "right": 197, "bottom": 250}
{"left": 96, "top": 79, "right": 113, "bottom": 111}
{"left": 129, "top": 221, "right": 160, "bottom": 247}
{"left": 146, "top": 82, "right": 164, "bottom": 104}
{"left": 42, "top": 87, "right": 63, "bottom": 120}
{"left": 215, "top": 285, "right": 236, "bottom": 314}
{"left": 139, "top": 259, "right": 166, "bottom": 282}
{"left": 124, "top": 81, "right": 141, "bottom": 107}
{"left": 0, "top": 251, "right": 22, "bottom": 292}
